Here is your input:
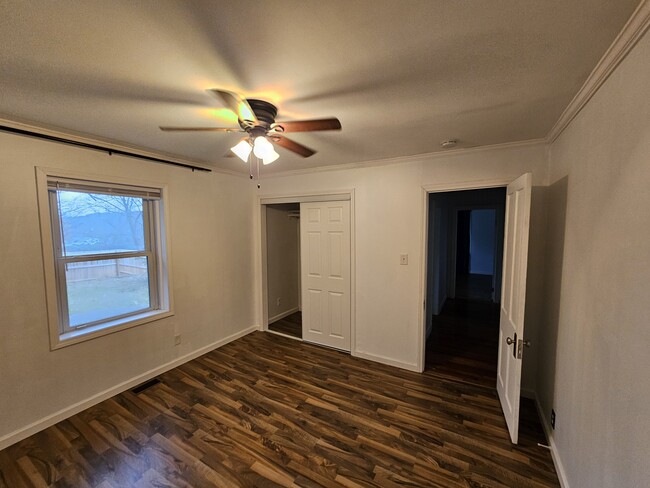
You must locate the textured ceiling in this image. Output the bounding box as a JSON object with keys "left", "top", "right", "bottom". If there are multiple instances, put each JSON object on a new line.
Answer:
{"left": 0, "top": 0, "right": 640, "bottom": 173}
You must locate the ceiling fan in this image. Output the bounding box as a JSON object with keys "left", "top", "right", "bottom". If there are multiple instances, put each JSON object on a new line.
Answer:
{"left": 159, "top": 89, "right": 341, "bottom": 165}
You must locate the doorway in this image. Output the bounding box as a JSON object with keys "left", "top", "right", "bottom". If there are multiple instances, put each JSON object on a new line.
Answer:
{"left": 265, "top": 203, "right": 302, "bottom": 339}
{"left": 425, "top": 188, "right": 506, "bottom": 388}
{"left": 260, "top": 193, "right": 355, "bottom": 352}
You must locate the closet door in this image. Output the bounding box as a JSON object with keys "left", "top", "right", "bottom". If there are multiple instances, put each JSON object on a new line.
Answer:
{"left": 300, "top": 201, "right": 351, "bottom": 351}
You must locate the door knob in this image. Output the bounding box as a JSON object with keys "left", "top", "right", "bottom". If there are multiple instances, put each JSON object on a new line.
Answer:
{"left": 506, "top": 337, "right": 515, "bottom": 345}
{"left": 523, "top": 340, "right": 531, "bottom": 348}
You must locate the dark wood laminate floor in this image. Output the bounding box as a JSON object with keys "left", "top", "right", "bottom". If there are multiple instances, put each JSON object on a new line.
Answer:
{"left": 0, "top": 331, "right": 559, "bottom": 488}
{"left": 454, "top": 274, "right": 494, "bottom": 302}
{"left": 426, "top": 298, "right": 500, "bottom": 389}
{"left": 268, "top": 311, "right": 302, "bottom": 338}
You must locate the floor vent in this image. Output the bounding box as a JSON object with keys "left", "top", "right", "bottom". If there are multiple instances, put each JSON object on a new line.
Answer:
{"left": 131, "top": 378, "right": 161, "bottom": 394}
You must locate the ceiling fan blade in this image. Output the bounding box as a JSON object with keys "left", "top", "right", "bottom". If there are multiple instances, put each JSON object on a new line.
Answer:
{"left": 159, "top": 126, "right": 242, "bottom": 132}
{"left": 271, "top": 118, "right": 341, "bottom": 133}
{"left": 209, "top": 89, "right": 259, "bottom": 126}
{"left": 271, "top": 135, "right": 316, "bottom": 158}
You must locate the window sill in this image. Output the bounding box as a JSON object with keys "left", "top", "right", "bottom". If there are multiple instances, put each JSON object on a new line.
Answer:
{"left": 51, "top": 309, "right": 174, "bottom": 350}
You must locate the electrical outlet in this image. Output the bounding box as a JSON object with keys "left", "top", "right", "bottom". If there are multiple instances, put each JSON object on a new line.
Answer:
{"left": 174, "top": 334, "right": 182, "bottom": 346}
{"left": 551, "top": 409, "right": 556, "bottom": 429}
{"left": 400, "top": 254, "right": 408, "bottom": 265}
{"left": 276, "top": 297, "right": 281, "bottom": 306}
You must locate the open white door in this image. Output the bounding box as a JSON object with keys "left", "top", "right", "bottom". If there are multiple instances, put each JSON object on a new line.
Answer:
{"left": 300, "top": 201, "right": 351, "bottom": 351}
{"left": 497, "top": 173, "right": 532, "bottom": 444}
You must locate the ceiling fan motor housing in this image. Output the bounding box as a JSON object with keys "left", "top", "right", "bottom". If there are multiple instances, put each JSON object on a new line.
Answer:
{"left": 246, "top": 99, "right": 278, "bottom": 129}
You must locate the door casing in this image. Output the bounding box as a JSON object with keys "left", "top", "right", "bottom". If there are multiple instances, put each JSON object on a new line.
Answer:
{"left": 258, "top": 190, "right": 356, "bottom": 354}
{"left": 418, "top": 178, "right": 513, "bottom": 373}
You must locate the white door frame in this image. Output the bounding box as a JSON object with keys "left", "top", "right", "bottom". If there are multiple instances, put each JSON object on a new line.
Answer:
{"left": 418, "top": 178, "right": 511, "bottom": 373}
{"left": 257, "top": 190, "right": 356, "bottom": 353}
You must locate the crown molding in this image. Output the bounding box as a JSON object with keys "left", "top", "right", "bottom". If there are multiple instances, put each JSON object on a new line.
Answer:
{"left": 264, "top": 138, "right": 547, "bottom": 179}
{"left": 0, "top": 115, "right": 247, "bottom": 178}
{"left": 546, "top": 0, "right": 650, "bottom": 143}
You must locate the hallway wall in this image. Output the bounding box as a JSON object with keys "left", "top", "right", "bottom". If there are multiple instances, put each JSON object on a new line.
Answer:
{"left": 265, "top": 204, "right": 300, "bottom": 322}
{"left": 470, "top": 209, "right": 497, "bottom": 275}
{"left": 538, "top": 28, "right": 650, "bottom": 488}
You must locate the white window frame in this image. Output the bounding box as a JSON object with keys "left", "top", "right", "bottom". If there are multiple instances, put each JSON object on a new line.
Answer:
{"left": 36, "top": 168, "right": 174, "bottom": 349}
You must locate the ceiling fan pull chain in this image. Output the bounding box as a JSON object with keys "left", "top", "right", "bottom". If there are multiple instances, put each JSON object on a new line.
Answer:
{"left": 256, "top": 157, "right": 261, "bottom": 189}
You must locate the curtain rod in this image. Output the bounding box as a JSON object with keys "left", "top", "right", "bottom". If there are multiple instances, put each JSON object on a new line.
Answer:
{"left": 0, "top": 124, "right": 211, "bottom": 173}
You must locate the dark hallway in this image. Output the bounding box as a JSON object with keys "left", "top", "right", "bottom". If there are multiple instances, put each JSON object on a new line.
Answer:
{"left": 425, "top": 187, "right": 506, "bottom": 388}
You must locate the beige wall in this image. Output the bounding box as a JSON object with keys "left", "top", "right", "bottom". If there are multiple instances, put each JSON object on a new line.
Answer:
{"left": 265, "top": 205, "right": 300, "bottom": 321}
{"left": 539, "top": 30, "right": 650, "bottom": 488}
{"left": 255, "top": 142, "right": 548, "bottom": 379}
{"left": 0, "top": 127, "right": 547, "bottom": 447}
{"left": 0, "top": 132, "right": 257, "bottom": 446}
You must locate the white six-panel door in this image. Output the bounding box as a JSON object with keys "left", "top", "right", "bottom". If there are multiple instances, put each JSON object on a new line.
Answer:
{"left": 300, "top": 201, "right": 351, "bottom": 351}
{"left": 497, "top": 173, "right": 532, "bottom": 444}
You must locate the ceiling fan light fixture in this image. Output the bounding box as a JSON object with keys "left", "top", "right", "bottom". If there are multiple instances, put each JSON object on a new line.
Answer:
{"left": 161, "top": 89, "right": 340, "bottom": 171}
{"left": 262, "top": 149, "right": 280, "bottom": 165}
{"left": 253, "top": 136, "right": 275, "bottom": 159}
{"left": 231, "top": 139, "right": 252, "bottom": 162}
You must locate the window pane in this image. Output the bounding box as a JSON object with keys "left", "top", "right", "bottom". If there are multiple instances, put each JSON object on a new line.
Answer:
{"left": 57, "top": 190, "right": 145, "bottom": 256}
{"left": 66, "top": 257, "right": 151, "bottom": 327}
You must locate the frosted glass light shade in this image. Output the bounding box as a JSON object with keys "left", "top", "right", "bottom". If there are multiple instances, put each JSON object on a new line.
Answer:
{"left": 262, "top": 149, "right": 279, "bottom": 165}
{"left": 231, "top": 139, "right": 252, "bottom": 162}
{"left": 253, "top": 136, "right": 274, "bottom": 159}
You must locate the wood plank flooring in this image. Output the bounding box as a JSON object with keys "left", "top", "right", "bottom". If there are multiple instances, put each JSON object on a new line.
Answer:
{"left": 268, "top": 311, "right": 302, "bottom": 339}
{"left": 426, "top": 298, "right": 500, "bottom": 389}
{"left": 454, "top": 274, "right": 494, "bottom": 302}
{"left": 0, "top": 331, "right": 559, "bottom": 487}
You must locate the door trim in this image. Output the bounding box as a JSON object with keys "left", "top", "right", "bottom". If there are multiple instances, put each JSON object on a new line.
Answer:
{"left": 257, "top": 189, "right": 356, "bottom": 356}
{"left": 418, "top": 178, "right": 511, "bottom": 373}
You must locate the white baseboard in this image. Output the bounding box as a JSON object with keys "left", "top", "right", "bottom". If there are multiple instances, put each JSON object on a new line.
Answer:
{"left": 532, "top": 391, "right": 571, "bottom": 488}
{"left": 268, "top": 306, "right": 300, "bottom": 325}
{"left": 353, "top": 350, "right": 421, "bottom": 372}
{"left": 0, "top": 325, "right": 259, "bottom": 451}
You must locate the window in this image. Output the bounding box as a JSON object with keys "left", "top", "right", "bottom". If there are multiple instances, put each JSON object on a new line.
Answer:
{"left": 37, "top": 170, "right": 173, "bottom": 348}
